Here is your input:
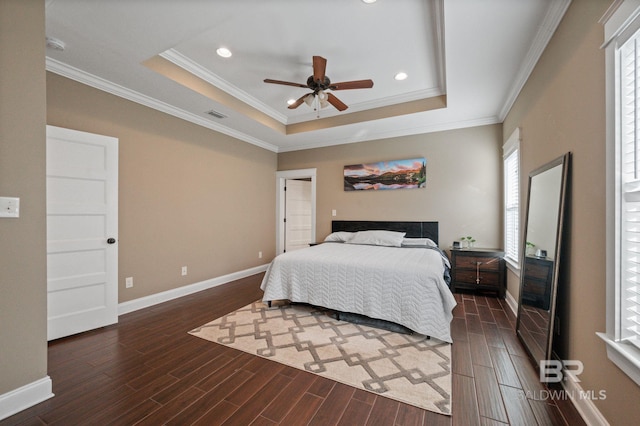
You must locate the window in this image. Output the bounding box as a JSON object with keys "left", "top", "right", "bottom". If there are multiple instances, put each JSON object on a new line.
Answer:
{"left": 619, "top": 32, "right": 640, "bottom": 350}
{"left": 504, "top": 129, "right": 520, "bottom": 268}
{"left": 600, "top": 0, "right": 640, "bottom": 387}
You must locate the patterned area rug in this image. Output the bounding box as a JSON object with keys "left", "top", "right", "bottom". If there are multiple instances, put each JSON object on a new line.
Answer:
{"left": 189, "top": 301, "right": 451, "bottom": 415}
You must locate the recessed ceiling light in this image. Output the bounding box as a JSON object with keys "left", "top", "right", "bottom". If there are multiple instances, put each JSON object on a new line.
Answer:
{"left": 394, "top": 72, "right": 408, "bottom": 81}
{"left": 362, "top": 0, "right": 377, "bottom": 3}
{"left": 216, "top": 47, "right": 232, "bottom": 58}
{"left": 287, "top": 99, "right": 296, "bottom": 106}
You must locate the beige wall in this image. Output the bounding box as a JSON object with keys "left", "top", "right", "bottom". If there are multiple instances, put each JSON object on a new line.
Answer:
{"left": 504, "top": 0, "right": 640, "bottom": 423}
{"left": 0, "top": 0, "right": 48, "bottom": 394}
{"left": 4, "top": 1, "right": 634, "bottom": 424}
{"left": 278, "top": 124, "right": 503, "bottom": 250}
{"left": 47, "top": 73, "right": 277, "bottom": 302}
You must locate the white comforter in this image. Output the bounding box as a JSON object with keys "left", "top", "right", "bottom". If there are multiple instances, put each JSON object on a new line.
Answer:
{"left": 260, "top": 243, "right": 457, "bottom": 342}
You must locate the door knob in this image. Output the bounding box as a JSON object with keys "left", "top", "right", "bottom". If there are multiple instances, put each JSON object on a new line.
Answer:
{"left": 107, "top": 238, "right": 116, "bottom": 244}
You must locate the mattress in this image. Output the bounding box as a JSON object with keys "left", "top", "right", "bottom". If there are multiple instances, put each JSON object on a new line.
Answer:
{"left": 260, "top": 242, "right": 457, "bottom": 343}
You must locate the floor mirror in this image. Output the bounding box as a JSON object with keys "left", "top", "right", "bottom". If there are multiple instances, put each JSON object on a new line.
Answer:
{"left": 516, "top": 152, "right": 570, "bottom": 366}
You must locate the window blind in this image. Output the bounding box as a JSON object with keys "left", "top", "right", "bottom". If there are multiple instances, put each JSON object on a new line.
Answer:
{"left": 504, "top": 145, "right": 519, "bottom": 265}
{"left": 619, "top": 34, "right": 640, "bottom": 349}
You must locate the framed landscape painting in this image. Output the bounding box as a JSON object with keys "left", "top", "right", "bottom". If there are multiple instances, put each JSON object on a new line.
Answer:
{"left": 344, "top": 158, "right": 426, "bottom": 191}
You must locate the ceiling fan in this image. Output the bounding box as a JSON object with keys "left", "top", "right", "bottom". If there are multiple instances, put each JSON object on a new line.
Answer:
{"left": 264, "top": 56, "right": 374, "bottom": 113}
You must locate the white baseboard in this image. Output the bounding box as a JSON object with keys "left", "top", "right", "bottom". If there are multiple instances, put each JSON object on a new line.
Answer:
{"left": 561, "top": 375, "right": 610, "bottom": 426}
{"left": 505, "top": 289, "right": 608, "bottom": 425}
{"left": 0, "top": 376, "right": 54, "bottom": 421}
{"left": 505, "top": 289, "right": 518, "bottom": 317}
{"left": 118, "top": 264, "right": 269, "bottom": 315}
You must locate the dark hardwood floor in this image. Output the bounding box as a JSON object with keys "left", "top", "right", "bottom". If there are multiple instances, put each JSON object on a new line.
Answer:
{"left": 1, "top": 274, "right": 586, "bottom": 425}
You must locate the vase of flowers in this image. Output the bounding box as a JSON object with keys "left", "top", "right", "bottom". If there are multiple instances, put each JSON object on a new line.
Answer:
{"left": 460, "top": 236, "right": 476, "bottom": 249}
{"left": 526, "top": 241, "right": 536, "bottom": 256}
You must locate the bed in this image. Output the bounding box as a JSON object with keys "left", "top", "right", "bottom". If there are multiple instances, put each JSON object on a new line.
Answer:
{"left": 260, "top": 221, "right": 457, "bottom": 342}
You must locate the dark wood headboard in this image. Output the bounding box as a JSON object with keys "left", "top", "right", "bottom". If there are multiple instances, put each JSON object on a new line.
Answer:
{"left": 331, "top": 220, "right": 439, "bottom": 244}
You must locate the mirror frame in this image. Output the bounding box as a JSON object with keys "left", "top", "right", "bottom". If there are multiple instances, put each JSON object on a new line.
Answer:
{"left": 516, "top": 152, "right": 571, "bottom": 364}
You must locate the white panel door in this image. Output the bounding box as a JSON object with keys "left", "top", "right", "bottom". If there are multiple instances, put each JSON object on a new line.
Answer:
{"left": 285, "top": 179, "right": 312, "bottom": 252}
{"left": 46, "top": 125, "right": 118, "bottom": 340}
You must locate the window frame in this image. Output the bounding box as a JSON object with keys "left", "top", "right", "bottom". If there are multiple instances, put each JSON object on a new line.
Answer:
{"left": 600, "top": 0, "right": 640, "bottom": 387}
{"left": 503, "top": 128, "right": 521, "bottom": 272}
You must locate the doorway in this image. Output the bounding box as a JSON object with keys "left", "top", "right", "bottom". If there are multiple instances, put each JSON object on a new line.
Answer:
{"left": 46, "top": 125, "right": 119, "bottom": 340}
{"left": 276, "top": 169, "right": 316, "bottom": 254}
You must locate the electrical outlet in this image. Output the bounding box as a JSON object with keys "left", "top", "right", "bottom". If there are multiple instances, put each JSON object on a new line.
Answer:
{"left": 125, "top": 277, "right": 133, "bottom": 288}
{"left": 181, "top": 266, "right": 187, "bottom": 276}
{"left": 259, "top": 251, "right": 263, "bottom": 259}
{"left": 0, "top": 197, "right": 20, "bottom": 218}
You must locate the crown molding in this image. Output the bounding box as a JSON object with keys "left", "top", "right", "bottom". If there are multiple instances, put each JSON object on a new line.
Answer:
{"left": 45, "top": 56, "right": 499, "bottom": 154}
{"left": 498, "top": 0, "right": 572, "bottom": 120}
{"left": 45, "top": 57, "right": 279, "bottom": 153}
{"left": 286, "top": 87, "right": 445, "bottom": 124}
{"left": 432, "top": 0, "right": 447, "bottom": 92}
{"left": 45, "top": 57, "right": 457, "bottom": 154}
{"left": 160, "top": 48, "right": 445, "bottom": 127}
{"left": 159, "top": 49, "right": 288, "bottom": 124}
{"left": 600, "top": 0, "right": 625, "bottom": 25}
{"left": 278, "top": 115, "right": 501, "bottom": 153}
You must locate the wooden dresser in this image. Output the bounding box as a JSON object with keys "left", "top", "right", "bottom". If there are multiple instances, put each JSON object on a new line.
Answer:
{"left": 450, "top": 248, "right": 506, "bottom": 298}
{"left": 521, "top": 256, "right": 554, "bottom": 310}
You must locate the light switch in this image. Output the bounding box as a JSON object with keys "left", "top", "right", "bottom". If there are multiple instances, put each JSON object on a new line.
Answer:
{"left": 0, "top": 197, "right": 19, "bottom": 218}
{"left": 332, "top": 209, "right": 337, "bottom": 217}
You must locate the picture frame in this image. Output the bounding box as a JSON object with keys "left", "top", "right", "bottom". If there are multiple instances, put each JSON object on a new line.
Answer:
{"left": 343, "top": 158, "right": 426, "bottom": 191}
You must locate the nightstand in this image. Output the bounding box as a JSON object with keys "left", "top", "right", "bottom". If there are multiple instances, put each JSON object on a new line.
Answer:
{"left": 521, "top": 256, "right": 553, "bottom": 310}
{"left": 450, "top": 248, "right": 506, "bottom": 298}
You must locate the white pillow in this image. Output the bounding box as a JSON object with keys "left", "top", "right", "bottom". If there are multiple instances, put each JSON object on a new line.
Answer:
{"left": 323, "top": 231, "right": 355, "bottom": 243}
{"left": 346, "top": 230, "right": 406, "bottom": 247}
{"left": 401, "top": 237, "right": 438, "bottom": 248}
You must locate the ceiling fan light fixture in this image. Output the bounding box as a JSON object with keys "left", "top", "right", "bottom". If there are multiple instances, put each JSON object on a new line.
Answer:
{"left": 264, "top": 55, "right": 372, "bottom": 113}
{"left": 216, "top": 47, "right": 232, "bottom": 58}
{"left": 362, "top": 0, "right": 377, "bottom": 4}
{"left": 304, "top": 94, "right": 315, "bottom": 107}
{"left": 394, "top": 72, "right": 408, "bottom": 81}
{"left": 317, "top": 91, "right": 330, "bottom": 108}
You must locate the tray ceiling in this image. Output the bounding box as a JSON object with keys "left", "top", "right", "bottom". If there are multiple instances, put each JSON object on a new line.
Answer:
{"left": 45, "top": 0, "right": 570, "bottom": 152}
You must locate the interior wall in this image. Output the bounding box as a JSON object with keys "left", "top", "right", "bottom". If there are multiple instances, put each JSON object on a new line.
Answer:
{"left": 503, "top": 0, "right": 640, "bottom": 423}
{"left": 46, "top": 73, "right": 277, "bottom": 303}
{"left": 278, "top": 124, "right": 503, "bottom": 250}
{"left": 0, "top": 0, "right": 48, "bottom": 394}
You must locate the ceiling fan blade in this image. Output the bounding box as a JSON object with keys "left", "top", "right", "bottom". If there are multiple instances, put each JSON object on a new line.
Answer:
{"left": 312, "top": 56, "right": 327, "bottom": 83}
{"left": 329, "top": 79, "right": 374, "bottom": 90}
{"left": 264, "top": 78, "right": 308, "bottom": 88}
{"left": 327, "top": 93, "right": 348, "bottom": 111}
{"left": 288, "top": 93, "right": 312, "bottom": 109}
